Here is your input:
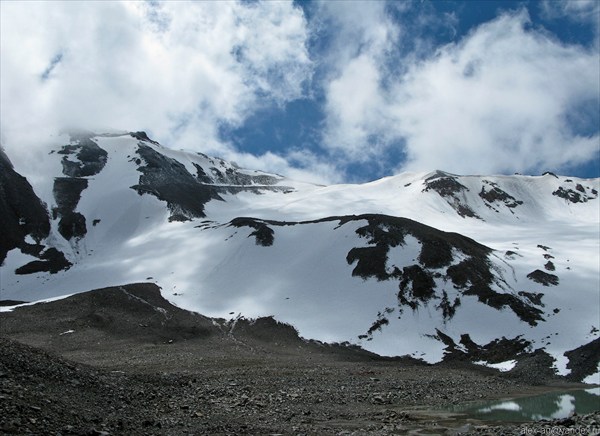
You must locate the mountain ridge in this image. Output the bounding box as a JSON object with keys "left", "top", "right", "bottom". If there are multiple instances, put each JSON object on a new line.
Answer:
{"left": 1, "top": 131, "right": 598, "bottom": 382}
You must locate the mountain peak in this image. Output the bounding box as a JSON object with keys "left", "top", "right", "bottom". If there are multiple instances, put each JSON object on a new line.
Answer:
{"left": 0, "top": 134, "right": 598, "bottom": 382}
{"left": 129, "top": 131, "right": 160, "bottom": 145}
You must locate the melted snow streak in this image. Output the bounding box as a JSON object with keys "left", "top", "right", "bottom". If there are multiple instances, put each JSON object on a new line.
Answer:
{"left": 0, "top": 132, "right": 598, "bottom": 378}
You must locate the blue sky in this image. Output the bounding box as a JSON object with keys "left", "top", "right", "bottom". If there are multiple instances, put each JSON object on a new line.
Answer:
{"left": 1, "top": 0, "right": 598, "bottom": 183}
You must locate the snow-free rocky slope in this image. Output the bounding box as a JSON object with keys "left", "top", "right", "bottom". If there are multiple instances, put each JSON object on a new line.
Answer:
{"left": 1, "top": 131, "right": 599, "bottom": 382}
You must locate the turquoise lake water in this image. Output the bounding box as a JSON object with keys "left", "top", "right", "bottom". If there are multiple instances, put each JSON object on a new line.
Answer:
{"left": 440, "top": 388, "right": 599, "bottom": 422}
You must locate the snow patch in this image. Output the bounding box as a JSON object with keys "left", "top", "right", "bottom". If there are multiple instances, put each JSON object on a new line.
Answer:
{"left": 583, "top": 368, "right": 600, "bottom": 385}
{"left": 474, "top": 359, "right": 517, "bottom": 372}
{"left": 0, "top": 293, "right": 74, "bottom": 312}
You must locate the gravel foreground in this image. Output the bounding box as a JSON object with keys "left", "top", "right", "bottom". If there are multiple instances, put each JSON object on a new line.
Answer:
{"left": 1, "top": 283, "right": 598, "bottom": 435}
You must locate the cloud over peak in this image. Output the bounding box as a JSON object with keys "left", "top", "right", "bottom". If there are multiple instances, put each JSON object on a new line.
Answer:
{"left": 1, "top": 1, "right": 311, "bottom": 157}
{"left": 1, "top": 1, "right": 598, "bottom": 183}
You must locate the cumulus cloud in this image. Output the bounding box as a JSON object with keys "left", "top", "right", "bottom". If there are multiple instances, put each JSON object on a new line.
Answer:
{"left": 540, "top": 0, "right": 600, "bottom": 24}
{"left": 393, "top": 10, "right": 599, "bottom": 175}
{"left": 314, "top": 1, "right": 399, "bottom": 161}
{"left": 1, "top": 1, "right": 598, "bottom": 183}
{"left": 319, "top": 7, "right": 599, "bottom": 176}
{"left": 0, "top": 0, "right": 313, "bottom": 174}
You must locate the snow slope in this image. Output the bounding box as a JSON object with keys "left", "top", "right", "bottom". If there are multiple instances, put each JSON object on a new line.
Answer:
{"left": 1, "top": 132, "right": 598, "bottom": 381}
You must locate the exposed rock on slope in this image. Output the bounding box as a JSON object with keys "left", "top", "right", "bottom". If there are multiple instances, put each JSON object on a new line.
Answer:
{"left": 564, "top": 338, "right": 600, "bottom": 383}
{"left": 0, "top": 147, "right": 51, "bottom": 263}
{"left": 422, "top": 171, "right": 481, "bottom": 218}
{"left": 132, "top": 144, "right": 223, "bottom": 221}
{"left": 0, "top": 146, "right": 71, "bottom": 274}
{"left": 229, "top": 214, "right": 545, "bottom": 327}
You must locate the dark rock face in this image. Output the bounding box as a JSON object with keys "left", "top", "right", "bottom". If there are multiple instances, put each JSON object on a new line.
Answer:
{"left": 57, "top": 139, "right": 107, "bottom": 177}
{"left": 53, "top": 178, "right": 88, "bottom": 213}
{"left": 0, "top": 148, "right": 51, "bottom": 263}
{"left": 191, "top": 152, "right": 288, "bottom": 196}
{"left": 209, "top": 166, "right": 280, "bottom": 187}
{"left": 553, "top": 187, "right": 585, "bottom": 203}
{"left": 0, "top": 147, "right": 71, "bottom": 273}
{"left": 50, "top": 136, "right": 109, "bottom": 241}
{"left": 422, "top": 172, "right": 480, "bottom": 219}
{"left": 434, "top": 329, "right": 532, "bottom": 364}
{"left": 346, "top": 215, "right": 543, "bottom": 326}
{"left": 52, "top": 177, "right": 88, "bottom": 240}
{"left": 398, "top": 265, "right": 436, "bottom": 310}
{"left": 552, "top": 180, "right": 598, "bottom": 203}
{"left": 229, "top": 218, "right": 275, "bottom": 246}
{"left": 229, "top": 316, "right": 303, "bottom": 345}
{"left": 564, "top": 338, "right": 600, "bottom": 382}
{"left": 447, "top": 257, "right": 544, "bottom": 326}
{"left": 193, "top": 162, "right": 214, "bottom": 184}
{"left": 49, "top": 136, "right": 109, "bottom": 241}
{"left": 423, "top": 172, "right": 468, "bottom": 198}
{"left": 527, "top": 269, "right": 560, "bottom": 286}
{"left": 131, "top": 144, "right": 223, "bottom": 221}
{"left": 517, "top": 291, "right": 545, "bottom": 307}
{"left": 0, "top": 300, "right": 28, "bottom": 306}
{"left": 479, "top": 180, "right": 523, "bottom": 211}
{"left": 196, "top": 159, "right": 290, "bottom": 196}
{"left": 365, "top": 312, "right": 391, "bottom": 336}
{"left": 129, "top": 131, "right": 159, "bottom": 144}
{"left": 15, "top": 247, "right": 71, "bottom": 275}
{"left": 347, "top": 244, "right": 391, "bottom": 281}
{"left": 437, "top": 290, "right": 461, "bottom": 320}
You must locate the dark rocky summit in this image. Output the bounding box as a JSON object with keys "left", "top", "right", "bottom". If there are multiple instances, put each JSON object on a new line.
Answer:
{"left": 130, "top": 130, "right": 160, "bottom": 144}
{"left": 422, "top": 172, "right": 481, "bottom": 219}
{"left": 131, "top": 144, "right": 223, "bottom": 221}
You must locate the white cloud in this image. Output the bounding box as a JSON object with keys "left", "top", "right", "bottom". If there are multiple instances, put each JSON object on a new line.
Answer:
{"left": 1, "top": 2, "right": 597, "bottom": 183}
{"left": 315, "top": 1, "right": 399, "bottom": 161}
{"left": 392, "top": 10, "right": 599, "bottom": 175}
{"left": 0, "top": 0, "right": 312, "bottom": 172}
{"left": 323, "top": 54, "right": 383, "bottom": 158}
{"left": 540, "top": 0, "right": 600, "bottom": 24}
{"left": 216, "top": 147, "right": 341, "bottom": 186}
{"left": 318, "top": 7, "right": 599, "bottom": 176}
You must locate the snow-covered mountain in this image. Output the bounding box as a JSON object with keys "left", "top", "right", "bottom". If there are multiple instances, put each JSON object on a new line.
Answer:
{"left": 1, "top": 131, "right": 599, "bottom": 382}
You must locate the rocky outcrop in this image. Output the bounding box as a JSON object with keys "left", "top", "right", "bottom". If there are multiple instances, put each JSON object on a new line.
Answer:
{"left": 0, "top": 147, "right": 51, "bottom": 263}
